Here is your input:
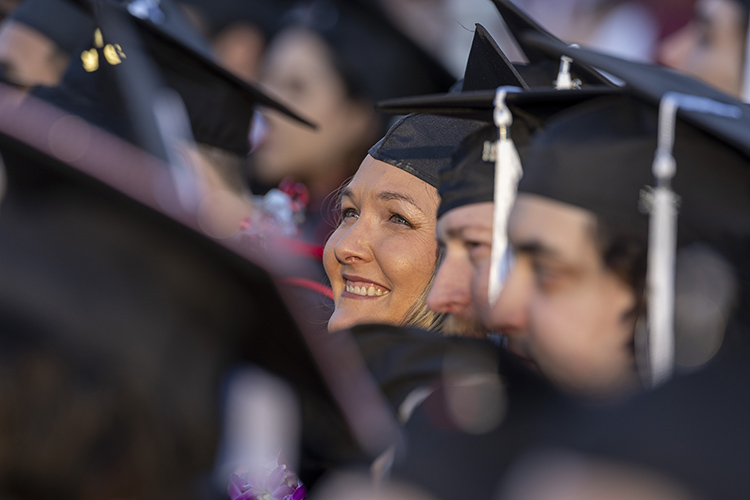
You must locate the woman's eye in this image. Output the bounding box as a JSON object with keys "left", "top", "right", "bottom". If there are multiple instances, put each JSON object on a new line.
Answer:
{"left": 389, "top": 213, "right": 412, "bottom": 227}
{"left": 341, "top": 207, "right": 358, "bottom": 220}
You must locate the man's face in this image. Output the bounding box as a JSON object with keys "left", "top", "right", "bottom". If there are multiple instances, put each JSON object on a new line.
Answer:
{"left": 489, "top": 194, "right": 639, "bottom": 397}
{"left": 658, "top": 0, "right": 746, "bottom": 99}
{"left": 428, "top": 202, "right": 493, "bottom": 338}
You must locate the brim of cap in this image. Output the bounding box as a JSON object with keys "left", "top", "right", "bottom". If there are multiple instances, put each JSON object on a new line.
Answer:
{"left": 377, "top": 86, "right": 620, "bottom": 121}
{"left": 127, "top": 5, "right": 317, "bottom": 129}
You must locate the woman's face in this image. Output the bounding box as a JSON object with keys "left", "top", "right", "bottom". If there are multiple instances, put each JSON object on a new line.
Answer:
{"left": 323, "top": 156, "right": 440, "bottom": 332}
{"left": 253, "top": 28, "right": 376, "bottom": 189}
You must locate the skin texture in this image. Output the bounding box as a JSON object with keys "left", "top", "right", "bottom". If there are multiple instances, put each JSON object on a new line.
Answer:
{"left": 428, "top": 202, "right": 493, "bottom": 338}
{"left": 658, "top": 0, "right": 746, "bottom": 99}
{"left": 0, "top": 19, "right": 69, "bottom": 88}
{"left": 323, "top": 155, "right": 439, "bottom": 332}
{"left": 488, "top": 194, "right": 639, "bottom": 398}
{"left": 253, "top": 28, "right": 377, "bottom": 199}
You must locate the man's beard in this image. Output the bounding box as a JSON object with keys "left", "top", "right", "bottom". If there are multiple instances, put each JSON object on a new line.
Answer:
{"left": 441, "top": 313, "right": 489, "bottom": 339}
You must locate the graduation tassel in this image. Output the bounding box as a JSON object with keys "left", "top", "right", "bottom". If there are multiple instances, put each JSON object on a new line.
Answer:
{"left": 647, "top": 92, "right": 741, "bottom": 387}
{"left": 488, "top": 87, "right": 523, "bottom": 306}
{"left": 554, "top": 49, "right": 581, "bottom": 90}
{"left": 742, "top": 9, "right": 750, "bottom": 102}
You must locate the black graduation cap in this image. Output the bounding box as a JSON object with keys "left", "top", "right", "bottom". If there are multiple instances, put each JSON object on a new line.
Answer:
{"left": 0, "top": 84, "right": 396, "bottom": 493}
{"left": 287, "top": 0, "right": 456, "bottom": 104}
{"left": 178, "top": 0, "right": 297, "bottom": 40}
{"left": 367, "top": 113, "right": 486, "bottom": 189}
{"left": 9, "top": 0, "right": 94, "bottom": 55}
{"left": 32, "top": 0, "right": 314, "bottom": 159}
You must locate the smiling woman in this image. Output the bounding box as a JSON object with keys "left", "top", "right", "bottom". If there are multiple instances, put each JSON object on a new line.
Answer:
{"left": 322, "top": 113, "right": 485, "bottom": 333}
{"left": 324, "top": 155, "right": 440, "bottom": 332}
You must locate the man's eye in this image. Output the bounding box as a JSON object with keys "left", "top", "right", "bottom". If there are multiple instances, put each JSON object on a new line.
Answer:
{"left": 532, "top": 262, "right": 565, "bottom": 289}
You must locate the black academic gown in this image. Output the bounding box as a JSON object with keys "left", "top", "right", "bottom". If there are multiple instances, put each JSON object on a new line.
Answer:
{"left": 349, "top": 324, "right": 575, "bottom": 500}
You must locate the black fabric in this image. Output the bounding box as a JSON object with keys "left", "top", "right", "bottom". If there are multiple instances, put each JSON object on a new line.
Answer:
{"left": 462, "top": 24, "right": 528, "bottom": 92}
{"left": 178, "top": 0, "right": 297, "bottom": 39}
{"left": 353, "top": 325, "right": 574, "bottom": 500}
{"left": 10, "top": 0, "right": 93, "bottom": 54}
{"left": 558, "top": 338, "right": 750, "bottom": 500}
{"left": 438, "top": 124, "right": 497, "bottom": 218}
{"left": 368, "top": 113, "right": 485, "bottom": 189}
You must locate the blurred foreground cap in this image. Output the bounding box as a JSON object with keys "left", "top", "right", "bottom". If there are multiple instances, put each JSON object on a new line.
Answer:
{"left": 33, "top": 0, "right": 314, "bottom": 157}
{"left": 10, "top": 0, "right": 94, "bottom": 54}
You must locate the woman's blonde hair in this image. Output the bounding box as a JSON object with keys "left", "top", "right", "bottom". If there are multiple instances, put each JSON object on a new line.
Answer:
{"left": 399, "top": 251, "right": 446, "bottom": 332}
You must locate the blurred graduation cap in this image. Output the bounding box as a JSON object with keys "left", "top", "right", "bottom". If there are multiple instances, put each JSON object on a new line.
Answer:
{"left": 0, "top": 83, "right": 396, "bottom": 493}
{"left": 9, "top": 0, "right": 94, "bottom": 55}
{"left": 514, "top": 37, "right": 750, "bottom": 385}
{"left": 285, "top": 0, "right": 456, "bottom": 105}
{"left": 177, "top": 0, "right": 297, "bottom": 40}
{"left": 32, "top": 0, "right": 314, "bottom": 161}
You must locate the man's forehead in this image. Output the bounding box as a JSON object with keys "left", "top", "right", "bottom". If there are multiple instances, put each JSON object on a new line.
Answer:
{"left": 509, "top": 195, "right": 597, "bottom": 255}
{"left": 437, "top": 202, "right": 494, "bottom": 238}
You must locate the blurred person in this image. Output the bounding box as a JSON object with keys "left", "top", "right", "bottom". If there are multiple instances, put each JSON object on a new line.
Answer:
{"left": 658, "top": 0, "right": 750, "bottom": 101}
{"left": 515, "top": 0, "right": 659, "bottom": 62}
{"left": 178, "top": 0, "right": 297, "bottom": 83}
{"left": 0, "top": 0, "right": 93, "bottom": 88}
{"left": 252, "top": 0, "right": 456, "bottom": 248}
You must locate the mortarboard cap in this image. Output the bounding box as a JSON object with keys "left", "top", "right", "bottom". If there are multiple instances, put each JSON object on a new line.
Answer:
{"left": 286, "top": 0, "right": 456, "bottom": 104}
{"left": 367, "top": 112, "right": 486, "bottom": 189}
{"left": 33, "top": 0, "right": 314, "bottom": 158}
{"left": 178, "top": 0, "right": 297, "bottom": 40}
{"left": 10, "top": 0, "right": 93, "bottom": 55}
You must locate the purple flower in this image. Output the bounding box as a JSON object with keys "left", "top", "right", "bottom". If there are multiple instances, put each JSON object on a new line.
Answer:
{"left": 229, "top": 457, "right": 306, "bottom": 500}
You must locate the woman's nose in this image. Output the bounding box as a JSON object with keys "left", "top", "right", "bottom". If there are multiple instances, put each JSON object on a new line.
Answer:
{"left": 333, "top": 219, "right": 373, "bottom": 265}
{"left": 490, "top": 263, "right": 531, "bottom": 337}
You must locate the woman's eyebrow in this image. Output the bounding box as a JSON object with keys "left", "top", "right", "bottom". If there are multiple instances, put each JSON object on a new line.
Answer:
{"left": 377, "top": 191, "right": 423, "bottom": 213}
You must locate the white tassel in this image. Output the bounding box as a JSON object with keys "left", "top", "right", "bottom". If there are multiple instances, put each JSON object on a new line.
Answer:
{"left": 647, "top": 92, "right": 741, "bottom": 387}
{"left": 554, "top": 47, "right": 581, "bottom": 90}
{"left": 742, "top": 10, "right": 750, "bottom": 102}
{"left": 488, "top": 88, "right": 523, "bottom": 307}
